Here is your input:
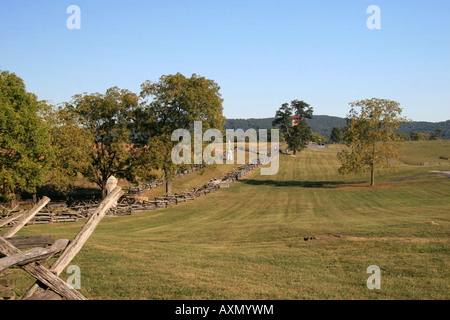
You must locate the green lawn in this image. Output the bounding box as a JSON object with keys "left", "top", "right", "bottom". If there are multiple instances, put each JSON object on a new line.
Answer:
{"left": 399, "top": 140, "right": 450, "bottom": 165}
{"left": 3, "top": 142, "right": 450, "bottom": 300}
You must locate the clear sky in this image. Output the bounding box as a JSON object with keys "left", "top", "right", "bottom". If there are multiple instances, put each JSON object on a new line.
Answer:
{"left": 1, "top": 0, "right": 449, "bottom": 122}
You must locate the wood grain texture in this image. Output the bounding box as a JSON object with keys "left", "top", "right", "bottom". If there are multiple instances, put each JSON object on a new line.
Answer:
{"left": 0, "top": 209, "right": 24, "bottom": 228}
{"left": 0, "top": 239, "right": 69, "bottom": 272}
{"left": 0, "top": 236, "right": 86, "bottom": 300}
{"left": 6, "top": 235, "right": 53, "bottom": 249}
{"left": 22, "top": 187, "right": 123, "bottom": 300}
{"left": 4, "top": 197, "right": 50, "bottom": 238}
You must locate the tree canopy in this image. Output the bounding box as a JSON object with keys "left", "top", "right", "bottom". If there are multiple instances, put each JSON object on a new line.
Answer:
{"left": 273, "top": 100, "right": 313, "bottom": 155}
{"left": 65, "top": 87, "right": 139, "bottom": 197}
{"left": 136, "top": 73, "right": 225, "bottom": 195}
{"left": 337, "top": 98, "right": 408, "bottom": 186}
{"left": 0, "top": 70, "right": 54, "bottom": 202}
{"left": 44, "top": 106, "right": 93, "bottom": 194}
{"left": 330, "top": 126, "right": 343, "bottom": 143}
{"left": 0, "top": 70, "right": 227, "bottom": 201}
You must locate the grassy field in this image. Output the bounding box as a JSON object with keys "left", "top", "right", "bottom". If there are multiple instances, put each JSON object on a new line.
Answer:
{"left": 399, "top": 140, "right": 450, "bottom": 165}
{"left": 3, "top": 141, "right": 450, "bottom": 300}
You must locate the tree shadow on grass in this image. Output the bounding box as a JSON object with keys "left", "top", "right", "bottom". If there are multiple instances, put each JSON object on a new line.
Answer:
{"left": 21, "top": 184, "right": 102, "bottom": 202}
{"left": 240, "top": 179, "right": 366, "bottom": 189}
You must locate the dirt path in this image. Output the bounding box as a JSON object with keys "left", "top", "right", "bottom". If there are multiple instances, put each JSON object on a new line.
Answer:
{"left": 306, "top": 144, "right": 336, "bottom": 153}
{"left": 390, "top": 171, "right": 450, "bottom": 182}
{"left": 429, "top": 170, "right": 450, "bottom": 178}
{"left": 304, "top": 234, "right": 448, "bottom": 243}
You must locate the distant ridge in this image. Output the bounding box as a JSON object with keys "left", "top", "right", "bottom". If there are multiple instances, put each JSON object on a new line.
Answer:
{"left": 224, "top": 115, "right": 450, "bottom": 139}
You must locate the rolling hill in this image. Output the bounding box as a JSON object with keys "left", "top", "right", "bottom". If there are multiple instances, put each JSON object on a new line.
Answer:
{"left": 224, "top": 116, "right": 450, "bottom": 140}
{"left": 6, "top": 142, "right": 450, "bottom": 299}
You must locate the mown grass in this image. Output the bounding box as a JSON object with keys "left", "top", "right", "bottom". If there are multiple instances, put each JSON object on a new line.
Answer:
{"left": 399, "top": 140, "right": 450, "bottom": 165}
{"left": 3, "top": 142, "right": 450, "bottom": 300}
{"left": 139, "top": 144, "right": 275, "bottom": 198}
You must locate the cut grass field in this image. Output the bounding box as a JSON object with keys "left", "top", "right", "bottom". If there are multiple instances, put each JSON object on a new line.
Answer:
{"left": 3, "top": 141, "right": 450, "bottom": 300}
{"left": 399, "top": 140, "right": 450, "bottom": 165}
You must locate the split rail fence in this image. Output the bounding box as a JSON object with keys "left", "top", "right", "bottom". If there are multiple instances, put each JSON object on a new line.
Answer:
{"left": 0, "top": 151, "right": 279, "bottom": 229}
{"left": 0, "top": 187, "right": 123, "bottom": 300}
{"left": 0, "top": 148, "right": 281, "bottom": 299}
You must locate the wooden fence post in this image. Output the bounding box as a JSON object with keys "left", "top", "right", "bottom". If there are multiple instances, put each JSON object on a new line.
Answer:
{"left": 0, "top": 237, "right": 86, "bottom": 300}
{"left": 22, "top": 187, "right": 123, "bottom": 299}
{"left": 4, "top": 197, "right": 50, "bottom": 238}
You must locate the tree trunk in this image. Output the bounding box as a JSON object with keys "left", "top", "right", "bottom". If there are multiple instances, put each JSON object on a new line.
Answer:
{"left": 371, "top": 142, "right": 376, "bottom": 186}
{"left": 101, "top": 181, "right": 107, "bottom": 199}
{"left": 9, "top": 195, "right": 17, "bottom": 209}
{"left": 166, "top": 179, "right": 173, "bottom": 196}
{"left": 164, "top": 167, "right": 174, "bottom": 196}
{"left": 370, "top": 165, "right": 375, "bottom": 186}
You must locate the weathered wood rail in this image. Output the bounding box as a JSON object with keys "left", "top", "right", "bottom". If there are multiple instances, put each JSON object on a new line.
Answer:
{"left": 0, "top": 187, "right": 123, "bottom": 300}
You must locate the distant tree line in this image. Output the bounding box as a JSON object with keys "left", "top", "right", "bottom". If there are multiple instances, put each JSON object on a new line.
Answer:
{"left": 409, "top": 129, "right": 444, "bottom": 141}
{"left": 224, "top": 118, "right": 274, "bottom": 131}
{"left": 225, "top": 116, "right": 450, "bottom": 140}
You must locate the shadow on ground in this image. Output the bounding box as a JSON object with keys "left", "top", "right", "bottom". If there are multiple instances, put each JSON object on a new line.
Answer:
{"left": 21, "top": 185, "right": 102, "bottom": 203}
{"left": 240, "top": 179, "right": 366, "bottom": 188}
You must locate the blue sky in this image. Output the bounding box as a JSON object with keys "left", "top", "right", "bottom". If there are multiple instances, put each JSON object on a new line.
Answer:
{"left": 1, "top": 0, "right": 449, "bottom": 122}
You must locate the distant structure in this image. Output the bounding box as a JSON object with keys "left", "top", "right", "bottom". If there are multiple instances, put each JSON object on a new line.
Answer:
{"left": 226, "top": 140, "right": 234, "bottom": 161}
{"left": 292, "top": 115, "right": 300, "bottom": 127}
{"left": 106, "top": 175, "right": 118, "bottom": 195}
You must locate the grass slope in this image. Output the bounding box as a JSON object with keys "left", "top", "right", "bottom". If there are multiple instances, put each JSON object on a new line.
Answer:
{"left": 399, "top": 140, "right": 450, "bottom": 165}
{"left": 3, "top": 143, "right": 450, "bottom": 300}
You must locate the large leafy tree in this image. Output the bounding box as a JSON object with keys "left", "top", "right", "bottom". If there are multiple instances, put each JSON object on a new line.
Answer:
{"left": 337, "top": 98, "right": 408, "bottom": 186}
{"left": 44, "top": 106, "right": 93, "bottom": 194}
{"left": 330, "top": 126, "right": 343, "bottom": 143}
{"left": 65, "top": 87, "right": 139, "bottom": 197}
{"left": 0, "top": 70, "right": 54, "bottom": 202}
{"left": 273, "top": 100, "right": 313, "bottom": 155}
{"left": 137, "top": 73, "right": 225, "bottom": 195}
{"left": 430, "top": 128, "right": 443, "bottom": 140}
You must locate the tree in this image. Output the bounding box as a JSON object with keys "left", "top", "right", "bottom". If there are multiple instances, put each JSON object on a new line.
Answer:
{"left": 337, "top": 98, "right": 408, "bottom": 186}
{"left": 330, "top": 126, "right": 343, "bottom": 143}
{"left": 44, "top": 106, "right": 93, "bottom": 195}
{"left": 430, "top": 128, "right": 443, "bottom": 140}
{"left": 273, "top": 100, "right": 313, "bottom": 155}
{"left": 311, "top": 132, "right": 328, "bottom": 143}
{"left": 409, "top": 131, "right": 422, "bottom": 141}
{"left": 0, "top": 70, "right": 54, "bottom": 203}
{"left": 395, "top": 131, "right": 411, "bottom": 141}
{"left": 65, "top": 87, "right": 139, "bottom": 198}
{"left": 137, "top": 73, "right": 225, "bottom": 195}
